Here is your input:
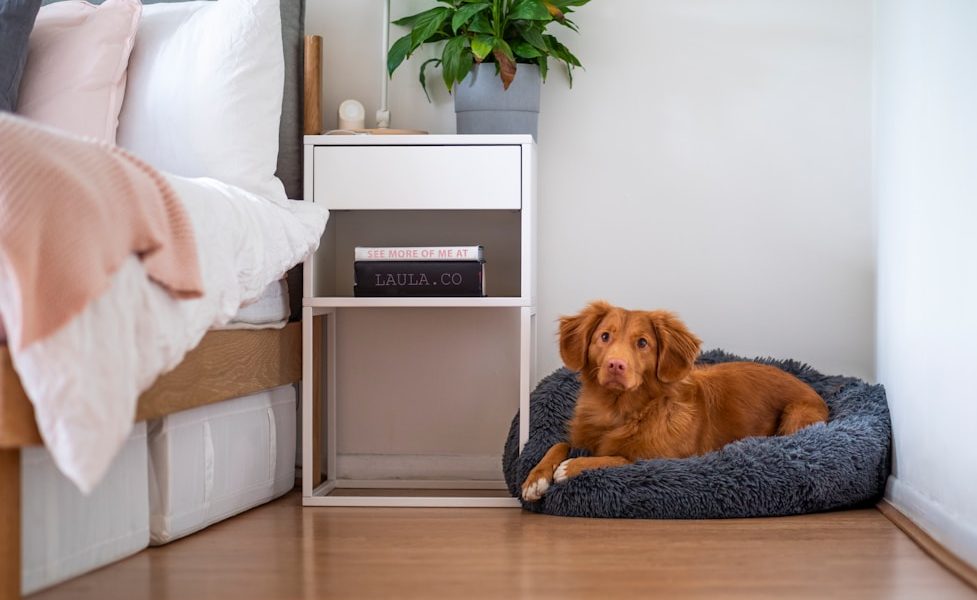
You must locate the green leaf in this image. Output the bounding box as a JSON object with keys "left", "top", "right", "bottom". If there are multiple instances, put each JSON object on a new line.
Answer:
{"left": 392, "top": 6, "right": 442, "bottom": 27}
{"left": 512, "top": 40, "right": 542, "bottom": 59}
{"left": 543, "top": 34, "right": 580, "bottom": 86}
{"left": 387, "top": 33, "right": 413, "bottom": 76}
{"left": 549, "top": 0, "right": 590, "bottom": 7}
{"left": 471, "top": 34, "right": 495, "bottom": 61}
{"left": 559, "top": 44, "right": 582, "bottom": 67}
{"left": 441, "top": 36, "right": 471, "bottom": 90}
{"left": 391, "top": 14, "right": 420, "bottom": 27}
{"left": 515, "top": 22, "right": 547, "bottom": 51}
{"left": 452, "top": 2, "right": 490, "bottom": 33}
{"left": 508, "top": 0, "right": 551, "bottom": 21}
{"left": 556, "top": 17, "right": 579, "bottom": 32}
{"left": 537, "top": 55, "right": 548, "bottom": 80}
{"left": 425, "top": 31, "right": 453, "bottom": 43}
{"left": 545, "top": 34, "right": 581, "bottom": 66}
{"left": 410, "top": 7, "right": 451, "bottom": 47}
{"left": 457, "top": 49, "right": 474, "bottom": 85}
{"left": 418, "top": 57, "right": 442, "bottom": 102}
{"left": 467, "top": 12, "right": 494, "bottom": 34}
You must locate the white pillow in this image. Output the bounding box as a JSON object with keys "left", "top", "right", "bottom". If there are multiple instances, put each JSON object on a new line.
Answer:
{"left": 117, "top": 0, "right": 286, "bottom": 202}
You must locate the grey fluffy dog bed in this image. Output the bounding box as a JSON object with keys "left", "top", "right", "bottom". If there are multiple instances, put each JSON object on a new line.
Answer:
{"left": 502, "top": 350, "right": 891, "bottom": 518}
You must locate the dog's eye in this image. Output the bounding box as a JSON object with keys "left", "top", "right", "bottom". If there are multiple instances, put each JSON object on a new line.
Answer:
{"left": 600, "top": 332, "right": 610, "bottom": 342}
{"left": 637, "top": 338, "right": 648, "bottom": 349}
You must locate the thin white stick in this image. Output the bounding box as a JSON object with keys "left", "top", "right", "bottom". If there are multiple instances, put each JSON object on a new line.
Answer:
{"left": 376, "top": 0, "right": 391, "bottom": 128}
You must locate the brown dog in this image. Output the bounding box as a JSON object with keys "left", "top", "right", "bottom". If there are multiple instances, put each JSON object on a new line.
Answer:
{"left": 522, "top": 301, "right": 829, "bottom": 501}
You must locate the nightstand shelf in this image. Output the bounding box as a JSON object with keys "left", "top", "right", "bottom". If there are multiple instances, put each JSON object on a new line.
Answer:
{"left": 303, "top": 297, "right": 529, "bottom": 309}
{"left": 301, "top": 135, "right": 536, "bottom": 508}
{"left": 306, "top": 480, "right": 516, "bottom": 508}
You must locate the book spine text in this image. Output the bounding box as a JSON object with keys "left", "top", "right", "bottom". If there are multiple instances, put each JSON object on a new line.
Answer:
{"left": 353, "top": 261, "right": 484, "bottom": 297}
{"left": 354, "top": 246, "right": 484, "bottom": 262}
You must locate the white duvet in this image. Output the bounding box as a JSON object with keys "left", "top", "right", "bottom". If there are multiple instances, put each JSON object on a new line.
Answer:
{"left": 3, "top": 175, "right": 327, "bottom": 494}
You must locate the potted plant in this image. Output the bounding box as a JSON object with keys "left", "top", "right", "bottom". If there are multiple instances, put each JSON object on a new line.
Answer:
{"left": 387, "top": 0, "right": 590, "bottom": 139}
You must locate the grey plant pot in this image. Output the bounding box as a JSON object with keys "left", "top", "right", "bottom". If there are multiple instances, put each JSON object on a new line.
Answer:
{"left": 454, "top": 63, "right": 541, "bottom": 139}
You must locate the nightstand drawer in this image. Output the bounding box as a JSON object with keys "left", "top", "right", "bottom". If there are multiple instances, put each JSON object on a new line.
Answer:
{"left": 312, "top": 145, "right": 521, "bottom": 210}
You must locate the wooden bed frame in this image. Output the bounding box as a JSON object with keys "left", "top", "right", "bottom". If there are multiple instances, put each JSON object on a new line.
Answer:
{"left": 0, "top": 321, "right": 319, "bottom": 600}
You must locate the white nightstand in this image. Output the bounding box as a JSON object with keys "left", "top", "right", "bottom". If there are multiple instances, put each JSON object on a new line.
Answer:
{"left": 301, "top": 135, "right": 536, "bottom": 507}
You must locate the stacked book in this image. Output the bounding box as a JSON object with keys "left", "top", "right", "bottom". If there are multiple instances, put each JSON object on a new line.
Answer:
{"left": 353, "top": 245, "right": 485, "bottom": 297}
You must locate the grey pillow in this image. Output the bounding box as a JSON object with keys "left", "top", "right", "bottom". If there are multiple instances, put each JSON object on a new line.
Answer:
{"left": 0, "top": 0, "right": 42, "bottom": 112}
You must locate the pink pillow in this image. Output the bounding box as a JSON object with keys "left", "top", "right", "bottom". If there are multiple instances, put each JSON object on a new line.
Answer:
{"left": 16, "top": 0, "right": 140, "bottom": 143}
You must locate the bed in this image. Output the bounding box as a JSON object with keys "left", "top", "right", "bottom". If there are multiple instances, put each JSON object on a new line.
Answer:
{"left": 0, "top": 1, "right": 319, "bottom": 598}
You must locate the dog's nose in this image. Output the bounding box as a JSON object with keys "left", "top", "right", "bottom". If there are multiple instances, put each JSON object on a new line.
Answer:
{"left": 607, "top": 359, "right": 627, "bottom": 373}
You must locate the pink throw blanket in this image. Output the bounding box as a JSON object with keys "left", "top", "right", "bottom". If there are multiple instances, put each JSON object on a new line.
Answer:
{"left": 0, "top": 113, "right": 203, "bottom": 350}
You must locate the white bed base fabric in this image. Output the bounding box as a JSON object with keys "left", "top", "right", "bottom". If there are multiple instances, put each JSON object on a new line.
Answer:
{"left": 21, "top": 423, "right": 149, "bottom": 595}
{"left": 221, "top": 277, "right": 290, "bottom": 330}
{"left": 147, "top": 384, "right": 296, "bottom": 545}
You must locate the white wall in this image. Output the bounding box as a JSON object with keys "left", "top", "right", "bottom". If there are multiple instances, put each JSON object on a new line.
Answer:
{"left": 306, "top": 1, "right": 874, "bottom": 474}
{"left": 875, "top": 0, "right": 977, "bottom": 568}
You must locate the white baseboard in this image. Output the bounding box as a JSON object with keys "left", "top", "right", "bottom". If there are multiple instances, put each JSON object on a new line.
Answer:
{"left": 336, "top": 454, "right": 505, "bottom": 481}
{"left": 885, "top": 475, "right": 977, "bottom": 569}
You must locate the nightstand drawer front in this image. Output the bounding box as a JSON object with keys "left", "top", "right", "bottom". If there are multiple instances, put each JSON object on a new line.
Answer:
{"left": 313, "top": 145, "right": 521, "bottom": 210}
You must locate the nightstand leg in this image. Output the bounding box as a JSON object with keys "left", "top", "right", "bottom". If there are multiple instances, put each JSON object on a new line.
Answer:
{"left": 324, "top": 309, "right": 337, "bottom": 483}
{"left": 0, "top": 448, "right": 21, "bottom": 600}
{"left": 302, "top": 307, "right": 314, "bottom": 496}
{"left": 304, "top": 307, "right": 336, "bottom": 499}
{"left": 311, "top": 316, "right": 324, "bottom": 488}
{"left": 519, "top": 307, "right": 534, "bottom": 452}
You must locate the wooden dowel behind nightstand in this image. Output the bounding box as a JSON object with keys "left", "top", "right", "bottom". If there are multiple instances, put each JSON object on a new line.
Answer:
{"left": 303, "top": 35, "right": 323, "bottom": 135}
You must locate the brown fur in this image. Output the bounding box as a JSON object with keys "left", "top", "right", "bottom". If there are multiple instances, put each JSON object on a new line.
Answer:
{"left": 521, "top": 301, "right": 829, "bottom": 501}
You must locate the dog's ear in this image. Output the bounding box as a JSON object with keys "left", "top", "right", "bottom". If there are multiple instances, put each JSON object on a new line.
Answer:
{"left": 559, "top": 301, "right": 611, "bottom": 372}
{"left": 650, "top": 311, "right": 702, "bottom": 383}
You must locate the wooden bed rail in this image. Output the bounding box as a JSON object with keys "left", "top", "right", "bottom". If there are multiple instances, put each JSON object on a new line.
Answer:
{"left": 1, "top": 447, "right": 19, "bottom": 600}
{"left": 0, "top": 322, "right": 301, "bottom": 448}
{"left": 0, "top": 352, "right": 39, "bottom": 448}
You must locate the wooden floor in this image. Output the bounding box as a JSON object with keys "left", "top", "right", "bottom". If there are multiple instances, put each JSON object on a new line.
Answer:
{"left": 33, "top": 491, "right": 975, "bottom": 600}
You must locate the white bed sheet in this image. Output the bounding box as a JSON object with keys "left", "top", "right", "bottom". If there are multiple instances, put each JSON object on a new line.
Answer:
{"left": 2, "top": 280, "right": 294, "bottom": 340}
{"left": 1, "top": 175, "right": 326, "bottom": 494}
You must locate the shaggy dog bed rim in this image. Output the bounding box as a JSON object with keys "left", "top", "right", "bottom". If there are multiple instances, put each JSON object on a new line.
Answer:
{"left": 502, "top": 350, "right": 891, "bottom": 519}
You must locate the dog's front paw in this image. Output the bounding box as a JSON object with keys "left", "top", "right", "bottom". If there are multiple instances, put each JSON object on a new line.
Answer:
{"left": 521, "top": 475, "right": 551, "bottom": 502}
{"left": 554, "top": 459, "right": 576, "bottom": 483}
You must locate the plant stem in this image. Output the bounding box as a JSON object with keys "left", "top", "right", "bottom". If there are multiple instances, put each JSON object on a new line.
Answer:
{"left": 493, "top": 0, "right": 501, "bottom": 38}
